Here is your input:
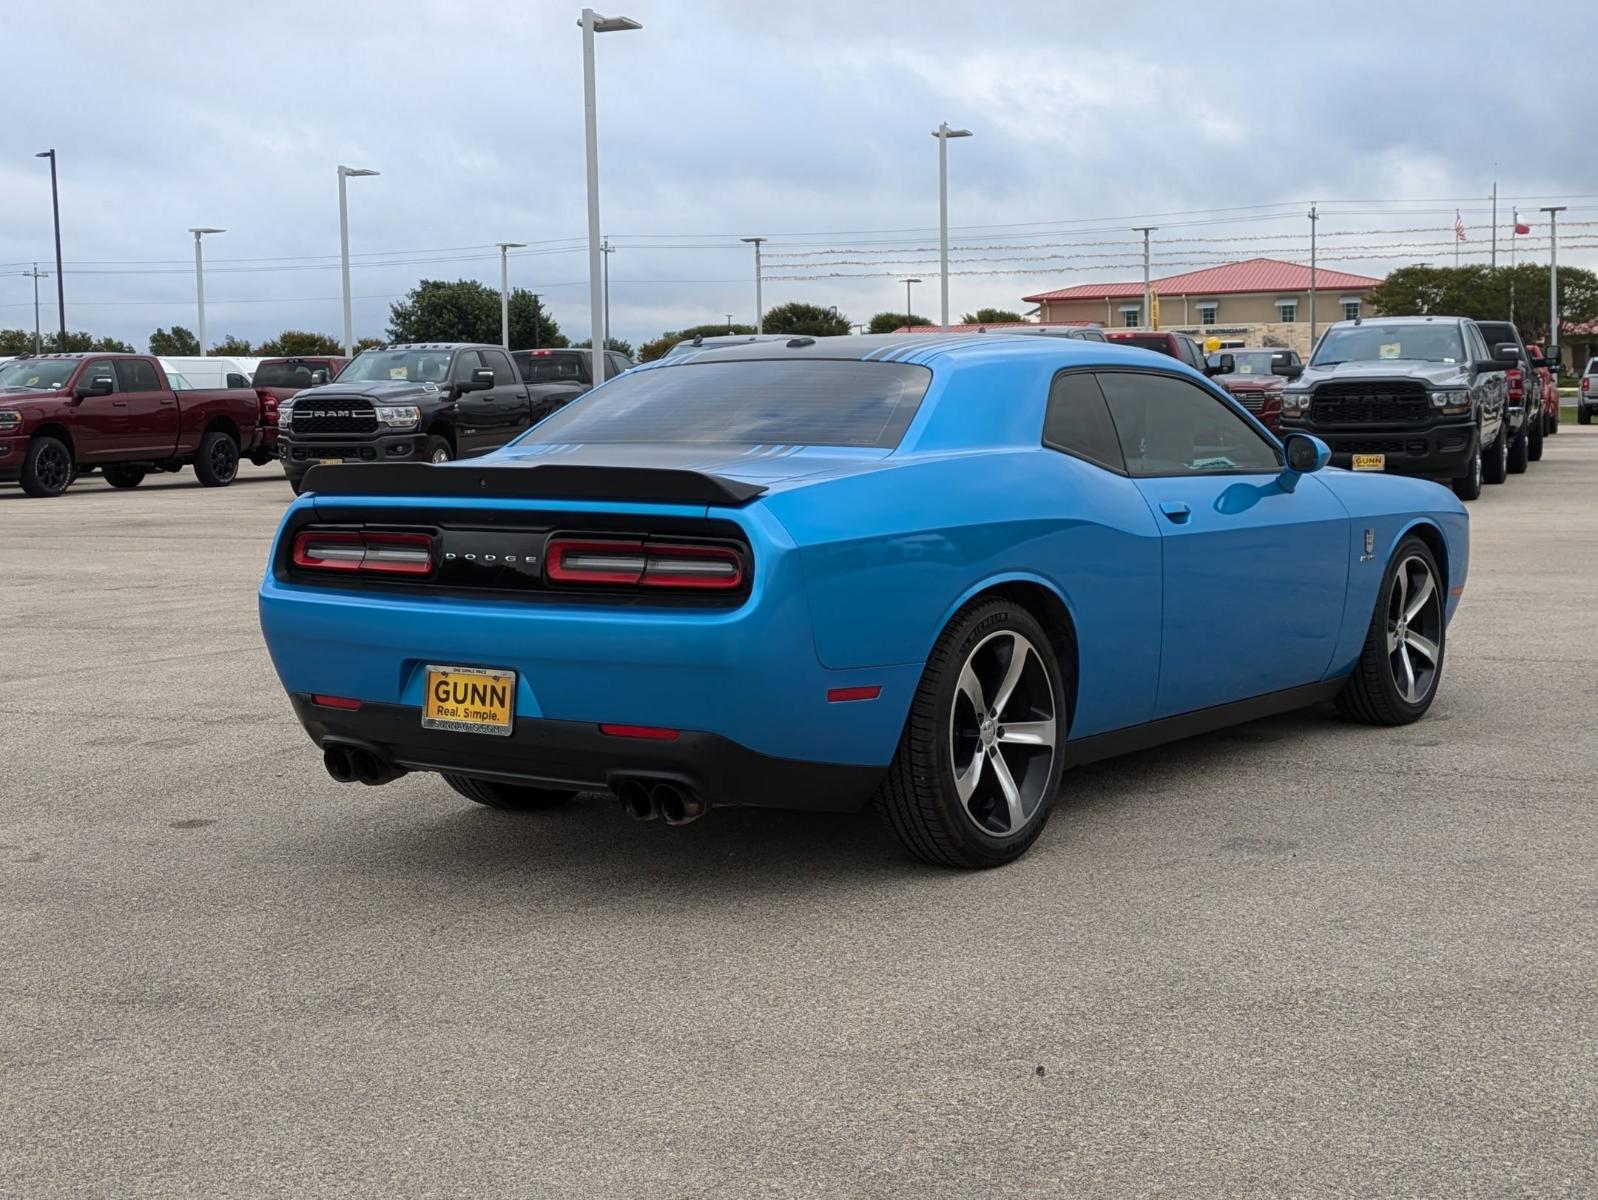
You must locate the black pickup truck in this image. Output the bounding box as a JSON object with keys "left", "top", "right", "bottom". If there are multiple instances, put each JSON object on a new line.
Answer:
{"left": 1279, "top": 315, "right": 1507, "bottom": 501}
{"left": 277, "top": 343, "right": 534, "bottom": 493}
{"left": 1474, "top": 320, "right": 1545, "bottom": 468}
{"left": 512, "top": 347, "right": 634, "bottom": 426}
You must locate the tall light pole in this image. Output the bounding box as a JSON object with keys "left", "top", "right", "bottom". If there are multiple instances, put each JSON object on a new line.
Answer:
{"left": 189, "top": 228, "right": 224, "bottom": 356}
{"left": 337, "top": 166, "right": 379, "bottom": 356}
{"left": 35, "top": 150, "right": 65, "bottom": 347}
{"left": 21, "top": 265, "right": 48, "bottom": 353}
{"left": 600, "top": 237, "right": 614, "bottom": 349}
{"left": 900, "top": 277, "right": 922, "bottom": 330}
{"left": 741, "top": 237, "right": 766, "bottom": 333}
{"left": 1542, "top": 206, "right": 1566, "bottom": 368}
{"left": 1308, "top": 202, "right": 1319, "bottom": 347}
{"left": 580, "top": 8, "right": 641, "bottom": 387}
{"left": 497, "top": 242, "right": 526, "bottom": 348}
{"left": 1132, "top": 226, "right": 1156, "bottom": 328}
{"left": 931, "top": 123, "right": 972, "bottom": 331}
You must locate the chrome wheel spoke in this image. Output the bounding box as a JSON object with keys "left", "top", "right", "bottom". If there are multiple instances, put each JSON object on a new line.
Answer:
{"left": 1404, "top": 571, "right": 1435, "bottom": 622}
{"left": 956, "top": 661, "right": 987, "bottom": 718}
{"left": 953, "top": 747, "right": 984, "bottom": 803}
{"left": 990, "top": 634, "right": 1028, "bottom": 717}
{"left": 1404, "top": 630, "right": 1439, "bottom": 665}
{"left": 998, "top": 719, "right": 1055, "bottom": 747}
{"left": 989, "top": 749, "right": 1026, "bottom": 833}
{"left": 1385, "top": 627, "right": 1400, "bottom": 653}
{"left": 1398, "top": 646, "right": 1418, "bottom": 703}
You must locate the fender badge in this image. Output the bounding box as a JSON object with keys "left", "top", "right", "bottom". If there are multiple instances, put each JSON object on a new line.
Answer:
{"left": 1361, "top": 528, "right": 1375, "bottom": 562}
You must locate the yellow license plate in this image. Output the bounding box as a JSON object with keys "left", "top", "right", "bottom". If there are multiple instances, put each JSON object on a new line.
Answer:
{"left": 422, "top": 665, "right": 516, "bottom": 736}
{"left": 319, "top": 457, "right": 344, "bottom": 466}
{"left": 1351, "top": 453, "right": 1386, "bottom": 471}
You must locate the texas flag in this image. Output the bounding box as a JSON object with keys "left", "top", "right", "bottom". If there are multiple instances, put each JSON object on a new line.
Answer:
{"left": 1515, "top": 219, "right": 1532, "bottom": 235}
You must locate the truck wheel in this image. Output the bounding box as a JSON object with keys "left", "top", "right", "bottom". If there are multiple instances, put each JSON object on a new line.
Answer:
{"left": 101, "top": 463, "right": 147, "bottom": 489}
{"left": 876, "top": 598, "right": 1066, "bottom": 869}
{"left": 422, "top": 435, "right": 453, "bottom": 464}
{"left": 1508, "top": 425, "right": 1530, "bottom": 474}
{"left": 1451, "top": 431, "right": 1482, "bottom": 501}
{"left": 20, "top": 436, "right": 74, "bottom": 497}
{"left": 1482, "top": 422, "right": 1508, "bottom": 485}
{"left": 442, "top": 774, "right": 576, "bottom": 811}
{"left": 1527, "top": 415, "right": 1544, "bottom": 462}
{"left": 1547, "top": 407, "right": 1559, "bottom": 435}
{"left": 1580, "top": 405, "right": 1592, "bottom": 426}
{"left": 193, "top": 431, "right": 240, "bottom": 487}
{"left": 1335, "top": 536, "right": 1446, "bottom": 726}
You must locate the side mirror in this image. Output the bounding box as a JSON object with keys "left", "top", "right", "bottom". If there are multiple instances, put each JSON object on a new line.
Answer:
{"left": 1493, "top": 343, "right": 1521, "bottom": 363}
{"left": 460, "top": 367, "right": 495, "bottom": 392}
{"left": 309, "top": 369, "right": 329, "bottom": 385}
{"left": 1270, "top": 357, "right": 1302, "bottom": 379}
{"left": 1278, "top": 432, "right": 1330, "bottom": 493}
{"left": 75, "top": 375, "right": 115, "bottom": 399}
{"left": 1205, "top": 353, "right": 1234, "bottom": 376}
{"left": 1472, "top": 360, "right": 1505, "bottom": 375}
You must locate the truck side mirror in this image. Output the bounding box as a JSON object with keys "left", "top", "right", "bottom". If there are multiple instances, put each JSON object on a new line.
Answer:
{"left": 1205, "top": 353, "right": 1234, "bottom": 377}
{"left": 1493, "top": 343, "right": 1521, "bottom": 363}
{"left": 469, "top": 367, "right": 496, "bottom": 390}
{"left": 1270, "top": 357, "right": 1301, "bottom": 378}
{"left": 309, "top": 369, "right": 329, "bottom": 386}
{"left": 75, "top": 375, "right": 115, "bottom": 399}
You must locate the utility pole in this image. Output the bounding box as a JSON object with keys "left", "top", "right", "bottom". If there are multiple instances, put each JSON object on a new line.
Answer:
{"left": 900, "top": 277, "right": 921, "bottom": 330}
{"left": 1542, "top": 206, "right": 1566, "bottom": 366}
{"left": 21, "top": 264, "right": 48, "bottom": 353}
{"left": 35, "top": 150, "right": 66, "bottom": 347}
{"left": 1308, "top": 202, "right": 1319, "bottom": 346}
{"left": 1490, "top": 177, "right": 1498, "bottom": 269}
{"left": 1132, "top": 226, "right": 1156, "bottom": 327}
{"left": 1509, "top": 207, "right": 1518, "bottom": 324}
{"left": 497, "top": 242, "right": 526, "bottom": 349}
{"left": 600, "top": 237, "right": 614, "bottom": 351}
{"left": 741, "top": 237, "right": 766, "bottom": 333}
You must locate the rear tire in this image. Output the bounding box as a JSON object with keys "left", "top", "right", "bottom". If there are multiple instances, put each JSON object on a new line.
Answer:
{"left": 193, "top": 431, "right": 240, "bottom": 487}
{"left": 442, "top": 774, "right": 577, "bottom": 811}
{"left": 1527, "top": 413, "right": 1544, "bottom": 462}
{"left": 20, "top": 436, "right": 74, "bottom": 497}
{"left": 1336, "top": 536, "right": 1446, "bottom": 726}
{"left": 1547, "top": 407, "right": 1559, "bottom": 435}
{"left": 1482, "top": 421, "right": 1508, "bottom": 485}
{"left": 1580, "top": 405, "right": 1592, "bottom": 426}
{"left": 1450, "top": 430, "right": 1482, "bottom": 501}
{"left": 101, "top": 463, "right": 147, "bottom": 489}
{"left": 877, "top": 598, "right": 1066, "bottom": 869}
{"left": 1508, "top": 424, "right": 1530, "bottom": 474}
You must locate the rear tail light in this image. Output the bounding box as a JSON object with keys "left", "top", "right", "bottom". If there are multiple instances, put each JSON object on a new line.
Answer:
{"left": 292, "top": 529, "right": 435, "bottom": 576}
{"left": 257, "top": 390, "right": 279, "bottom": 421}
{"left": 1583, "top": 377, "right": 1590, "bottom": 395}
{"left": 545, "top": 536, "right": 744, "bottom": 591}
{"left": 1506, "top": 368, "right": 1524, "bottom": 402}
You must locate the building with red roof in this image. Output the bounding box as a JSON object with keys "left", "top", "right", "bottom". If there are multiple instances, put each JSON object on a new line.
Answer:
{"left": 1021, "top": 257, "right": 1383, "bottom": 354}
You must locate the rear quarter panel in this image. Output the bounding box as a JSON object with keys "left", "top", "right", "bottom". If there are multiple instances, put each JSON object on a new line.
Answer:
{"left": 176, "top": 388, "right": 264, "bottom": 453}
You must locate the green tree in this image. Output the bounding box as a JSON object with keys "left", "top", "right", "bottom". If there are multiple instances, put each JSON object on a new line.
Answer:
{"left": 572, "top": 336, "right": 635, "bottom": 357}
{"left": 868, "top": 311, "right": 930, "bottom": 333}
{"left": 637, "top": 322, "right": 755, "bottom": 362}
{"left": 209, "top": 335, "right": 255, "bottom": 356}
{"left": 387, "top": 279, "right": 564, "bottom": 349}
{"left": 257, "top": 330, "right": 345, "bottom": 356}
{"left": 0, "top": 329, "right": 40, "bottom": 354}
{"left": 960, "top": 307, "right": 1023, "bottom": 325}
{"left": 149, "top": 326, "right": 200, "bottom": 355}
{"left": 352, "top": 336, "right": 385, "bottom": 353}
{"left": 1368, "top": 264, "right": 1598, "bottom": 347}
{"left": 760, "top": 302, "right": 850, "bottom": 338}
{"left": 0, "top": 329, "right": 134, "bottom": 354}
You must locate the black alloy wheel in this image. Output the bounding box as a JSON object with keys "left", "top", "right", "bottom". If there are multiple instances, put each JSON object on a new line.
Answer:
{"left": 20, "top": 436, "right": 74, "bottom": 497}
{"left": 194, "top": 431, "right": 240, "bottom": 487}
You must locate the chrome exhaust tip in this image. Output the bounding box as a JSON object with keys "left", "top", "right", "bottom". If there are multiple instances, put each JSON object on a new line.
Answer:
{"left": 618, "top": 778, "right": 657, "bottom": 821}
{"left": 654, "top": 783, "right": 708, "bottom": 826}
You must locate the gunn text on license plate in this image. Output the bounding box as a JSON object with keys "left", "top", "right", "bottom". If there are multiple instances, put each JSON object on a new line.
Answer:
{"left": 1351, "top": 453, "right": 1386, "bottom": 471}
{"left": 422, "top": 665, "right": 516, "bottom": 736}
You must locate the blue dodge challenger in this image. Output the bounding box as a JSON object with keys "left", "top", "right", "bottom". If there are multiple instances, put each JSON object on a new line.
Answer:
{"left": 259, "top": 335, "right": 1469, "bottom": 868}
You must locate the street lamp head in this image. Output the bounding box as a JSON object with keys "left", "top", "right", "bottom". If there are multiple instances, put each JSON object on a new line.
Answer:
{"left": 932, "top": 127, "right": 973, "bottom": 139}
{"left": 498, "top": 241, "right": 528, "bottom": 250}
{"left": 190, "top": 227, "right": 225, "bottom": 236}
{"left": 35, "top": 150, "right": 54, "bottom": 159}
{"left": 741, "top": 236, "right": 766, "bottom": 245}
{"left": 581, "top": 11, "right": 642, "bottom": 32}
{"left": 339, "top": 166, "right": 380, "bottom": 178}
{"left": 901, "top": 277, "right": 923, "bottom": 284}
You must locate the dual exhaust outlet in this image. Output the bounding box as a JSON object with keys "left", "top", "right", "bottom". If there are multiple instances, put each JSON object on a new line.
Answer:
{"left": 322, "top": 745, "right": 708, "bottom": 826}
{"left": 617, "top": 778, "right": 709, "bottom": 826}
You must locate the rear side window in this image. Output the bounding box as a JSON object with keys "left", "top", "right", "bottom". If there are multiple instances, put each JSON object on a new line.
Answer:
{"left": 1043, "top": 372, "right": 1125, "bottom": 472}
{"left": 1097, "top": 371, "right": 1280, "bottom": 476}
{"left": 521, "top": 360, "right": 932, "bottom": 448}
{"left": 254, "top": 361, "right": 322, "bottom": 389}
{"left": 115, "top": 359, "right": 160, "bottom": 391}
{"left": 520, "top": 353, "right": 584, "bottom": 383}
{"left": 484, "top": 350, "right": 516, "bottom": 386}
{"left": 1113, "top": 335, "right": 1178, "bottom": 358}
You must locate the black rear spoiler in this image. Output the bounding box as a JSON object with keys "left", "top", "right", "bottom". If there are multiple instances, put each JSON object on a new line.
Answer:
{"left": 301, "top": 462, "right": 768, "bottom": 506}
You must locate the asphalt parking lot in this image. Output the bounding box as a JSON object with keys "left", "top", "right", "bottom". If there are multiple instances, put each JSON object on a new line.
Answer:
{"left": 3, "top": 441, "right": 1596, "bottom": 1199}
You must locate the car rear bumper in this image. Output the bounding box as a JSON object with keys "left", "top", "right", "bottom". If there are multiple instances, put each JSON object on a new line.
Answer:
{"left": 1280, "top": 418, "right": 1478, "bottom": 477}
{"left": 291, "top": 694, "right": 882, "bottom": 811}
{"left": 278, "top": 432, "right": 427, "bottom": 477}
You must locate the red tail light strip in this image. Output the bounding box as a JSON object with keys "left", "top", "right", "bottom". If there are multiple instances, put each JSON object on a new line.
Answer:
{"left": 826, "top": 685, "right": 882, "bottom": 703}
{"left": 292, "top": 529, "right": 435, "bottom": 576}
{"left": 599, "top": 723, "right": 680, "bottom": 740}
{"left": 546, "top": 536, "right": 744, "bottom": 592}
{"left": 311, "top": 694, "right": 363, "bottom": 710}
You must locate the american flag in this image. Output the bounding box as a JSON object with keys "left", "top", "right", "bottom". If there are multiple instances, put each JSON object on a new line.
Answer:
{"left": 1455, "top": 211, "right": 1467, "bottom": 242}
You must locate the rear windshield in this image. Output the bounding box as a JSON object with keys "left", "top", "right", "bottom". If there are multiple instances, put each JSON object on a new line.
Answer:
{"left": 1313, "top": 324, "right": 1464, "bottom": 366}
{"left": 255, "top": 360, "right": 331, "bottom": 388}
{"left": 517, "top": 353, "right": 584, "bottom": 383}
{"left": 519, "top": 359, "right": 932, "bottom": 448}
{"left": 1111, "top": 335, "right": 1176, "bottom": 356}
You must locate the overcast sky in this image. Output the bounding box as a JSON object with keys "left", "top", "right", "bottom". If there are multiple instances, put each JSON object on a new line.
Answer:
{"left": 3, "top": 0, "right": 1594, "bottom": 352}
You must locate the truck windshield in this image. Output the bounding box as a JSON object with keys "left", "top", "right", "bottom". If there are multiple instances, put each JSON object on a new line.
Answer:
{"left": 337, "top": 349, "right": 454, "bottom": 384}
{"left": 1313, "top": 324, "right": 1464, "bottom": 366}
{"left": 0, "top": 360, "right": 76, "bottom": 390}
{"left": 519, "top": 359, "right": 932, "bottom": 448}
{"left": 1209, "top": 350, "right": 1282, "bottom": 375}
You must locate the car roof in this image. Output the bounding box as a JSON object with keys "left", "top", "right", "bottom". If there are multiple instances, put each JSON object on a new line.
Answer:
{"left": 379, "top": 343, "right": 497, "bottom": 351}
{"left": 639, "top": 332, "right": 1182, "bottom": 370}
{"left": 1326, "top": 315, "right": 1468, "bottom": 328}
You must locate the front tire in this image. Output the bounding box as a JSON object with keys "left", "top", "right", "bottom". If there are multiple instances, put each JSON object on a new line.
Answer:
{"left": 1451, "top": 430, "right": 1482, "bottom": 501}
{"left": 422, "top": 435, "right": 453, "bottom": 464}
{"left": 1509, "top": 423, "right": 1530, "bottom": 473}
{"left": 442, "top": 774, "right": 577, "bottom": 811}
{"left": 193, "top": 431, "right": 240, "bottom": 487}
{"left": 1336, "top": 536, "right": 1446, "bottom": 726}
{"left": 1579, "top": 405, "right": 1592, "bottom": 426}
{"left": 1482, "top": 420, "right": 1508, "bottom": 485}
{"left": 101, "top": 463, "right": 147, "bottom": 489}
{"left": 1528, "top": 413, "right": 1544, "bottom": 461}
{"left": 877, "top": 598, "right": 1066, "bottom": 869}
{"left": 20, "top": 436, "right": 74, "bottom": 497}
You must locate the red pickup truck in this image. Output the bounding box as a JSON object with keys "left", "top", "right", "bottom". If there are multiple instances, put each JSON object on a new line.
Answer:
{"left": 249, "top": 356, "right": 349, "bottom": 461}
{"left": 0, "top": 353, "right": 266, "bottom": 497}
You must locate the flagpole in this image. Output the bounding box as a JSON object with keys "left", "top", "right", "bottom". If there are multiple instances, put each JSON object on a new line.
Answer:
{"left": 1455, "top": 210, "right": 1460, "bottom": 268}
{"left": 1509, "top": 207, "right": 1517, "bottom": 322}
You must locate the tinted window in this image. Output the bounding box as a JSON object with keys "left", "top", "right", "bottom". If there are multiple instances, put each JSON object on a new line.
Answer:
{"left": 1097, "top": 371, "right": 1280, "bottom": 476}
{"left": 518, "top": 352, "right": 585, "bottom": 383}
{"left": 0, "top": 360, "right": 77, "bottom": 390}
{"left": 81, "top": 360, "right": 118, "bottom": 392}
{"left": 484, "top": 350, "right": 516, "bottom": 386}
{"left": 521, "top": 360, "right": 931, "bottom": 449}
{"left": 452, "top": 350, "right": 484, "bottom": 380}
{"left": 1043, "top": 372, "right": 1125, "bottom": 472}
{"left": 1112, "top": 334, "right": 1178, "bottom": 358}
{"left": 254, "top": 360, "right": 325, "bottom": 389}
{"left": 607, "top": 352, "right": 632, "bottom": 379}
{"left": 116, "top": 359, "right": 160, "bottom": 391}
{"left": 1209, "top": 350, "right": 1285, "bottom": 376}
{"left": 339, "top": 349, "right": 453, "bottom": 383}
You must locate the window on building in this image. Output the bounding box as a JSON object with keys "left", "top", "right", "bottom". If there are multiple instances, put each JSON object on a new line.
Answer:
{"left": 1197, "top": 303, "right": 1218, "bottom": 326}
{"left": 1342, "top": 299, "right": 1362, "bottom": 322}
{"left": 1120, "top": 305, "right": 1141, "bottom": 328}
{"left": 1277, "top": 301, "right": 1298, "bottom": 323}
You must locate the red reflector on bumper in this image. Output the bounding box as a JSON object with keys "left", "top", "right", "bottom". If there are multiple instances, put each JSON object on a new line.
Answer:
{"left": 312, "top": 694, "right": 363, "bottom": 710}
{"left": 827, "top": 686, "right": 882, "bottom": 703}
{"left": 599, "top": 723, "right": 680, "bottom": 741}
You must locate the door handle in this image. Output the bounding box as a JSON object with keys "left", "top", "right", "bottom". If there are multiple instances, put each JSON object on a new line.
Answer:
{"left": 159, "top": 398, "right": 176, "bottom": 406}
{"left": 1159, "top": 500, "right": 1191, "bottom": 524}
{"left": 111, "top": 400, "right": 128, "bottom": 407}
